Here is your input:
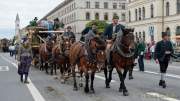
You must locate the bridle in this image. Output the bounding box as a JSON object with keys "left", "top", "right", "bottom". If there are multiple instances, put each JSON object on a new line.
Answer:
{"left": 115, "top": 33, "right": 135, "bottom": 58}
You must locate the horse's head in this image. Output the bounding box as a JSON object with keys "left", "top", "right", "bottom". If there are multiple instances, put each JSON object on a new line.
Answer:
{"left": 118, "top": 28, "right": 135, "bottom": 51}
{"left": 46, "top": 40, "right": 54, "bottom": 51}
{"left": 62, "top": 36, "right": 71, "bottom": 51}
{"left": 90, "top": 37, "right": 106, "bottom": 71}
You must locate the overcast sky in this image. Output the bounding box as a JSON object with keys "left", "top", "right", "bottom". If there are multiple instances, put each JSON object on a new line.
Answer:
{"left": 0, "top": 0, "right": 64, "bottom": 39}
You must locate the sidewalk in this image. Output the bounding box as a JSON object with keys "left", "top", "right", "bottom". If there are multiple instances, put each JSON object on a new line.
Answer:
{"left": 142, "top": 59, "right": 180, "bottom": 67}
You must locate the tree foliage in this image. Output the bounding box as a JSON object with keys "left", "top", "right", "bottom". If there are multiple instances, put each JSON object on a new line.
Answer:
{"left": 86, "top": 20, "right": 108, "bottom": 34}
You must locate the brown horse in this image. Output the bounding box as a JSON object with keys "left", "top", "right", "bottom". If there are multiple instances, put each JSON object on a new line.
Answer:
{"left": 52, "top": 36, "right": 73, "bottom": 79}
{"left": 69, "top": 37, "right": 106, "bottom": 93}
{"left": 104, "top": 28, "right": 135, "bottom": 96}
{"left": 39, "top": 40, "right": 54, "bottom": 74}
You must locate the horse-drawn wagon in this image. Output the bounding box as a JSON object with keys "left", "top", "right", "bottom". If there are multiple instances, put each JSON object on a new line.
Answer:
{"left": 25, "top": 26, "right": 48, "bottom": 66}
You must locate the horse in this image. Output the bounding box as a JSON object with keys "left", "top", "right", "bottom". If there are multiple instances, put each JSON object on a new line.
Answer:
{"left": 69, "top": 37, "right": 106, "bottom": 93}
{"left": 104, "top": 28, "right": 135, "bottom": 96}
{"left": 52, "top": 36, "right": 73, "bottom": 79}
{"left": 39, "top": 40, "right": 54, "bottom": 74}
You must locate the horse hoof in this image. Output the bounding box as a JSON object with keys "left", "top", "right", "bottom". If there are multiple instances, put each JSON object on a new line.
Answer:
{"left": 90, "top": 89, "right": 95, "bottom": 94}
{"left": 84, "top": 87, "right": 89, "bottom": 93}
{"left": 123, "top": 91, "right": 129, "bottom": 96}
{"left": 73, "top": 87, "right": 78, "bottom": 91}
{"left": 61, "top": 80, "right": 65, "bottom": 84}
{"left": 129, "top": 76, "right": 134, "bottom": 80}
{"left": 106, "top": 84, "right": 110, "bottom": 88}
{"left": 79, "top": 83, "right": 83, "bottom": 87}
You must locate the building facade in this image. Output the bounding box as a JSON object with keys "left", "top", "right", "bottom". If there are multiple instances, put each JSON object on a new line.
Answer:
{"left": 41, "top": 0, "right": 127, "bottom": 34}
{"left": 127, "top": 0, "right": 180, "bottom": 46}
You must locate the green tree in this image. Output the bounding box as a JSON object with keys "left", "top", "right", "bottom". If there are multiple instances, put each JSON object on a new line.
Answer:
{"left": 86, "top": 20, "right": 108, "bottom": 35}
{"left": 29, "top": 17, "right": 38, "bottom": 27}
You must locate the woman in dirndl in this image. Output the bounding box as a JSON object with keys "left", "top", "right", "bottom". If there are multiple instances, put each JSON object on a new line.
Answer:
{"left": 17, "top": 36, "right": 33, "bottom": 84}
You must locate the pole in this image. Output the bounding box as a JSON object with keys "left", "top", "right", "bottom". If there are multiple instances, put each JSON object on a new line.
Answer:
{"left": 162, "top": 0, "right": 165, "bottom": 33}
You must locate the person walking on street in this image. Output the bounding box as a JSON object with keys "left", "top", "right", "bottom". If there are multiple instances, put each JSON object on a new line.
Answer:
{"left": 17, "top": 36, "right": 33, "bottom": 84}
{"left": 150, "top": 42, "right": 155, "bottom": 60}
{"left": 155, "top": 32, "right": 174, "bottom": 88}
{"left": 137, "top": 39, "right": 146, "bottom": 71}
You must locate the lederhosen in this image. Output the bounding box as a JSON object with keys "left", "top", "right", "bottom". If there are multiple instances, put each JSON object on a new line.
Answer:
{"left": 159, "top": 41, "right": 172, "bottom": 73}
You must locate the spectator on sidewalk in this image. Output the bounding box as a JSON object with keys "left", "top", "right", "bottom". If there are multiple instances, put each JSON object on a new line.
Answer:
{"left": 137, "top": 39, "right": 146, "bottom": 71}
{"left": 155, "top": 32, "right": 174, "bottom": 88}
{"left": 150, "top": 42, "right": 155, "bottom": 60}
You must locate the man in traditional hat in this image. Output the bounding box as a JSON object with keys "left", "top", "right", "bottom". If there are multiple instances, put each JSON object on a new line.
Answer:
{"left": 155, "top": 32, "right": 174, "bottom": 88}
{"left": 80, "top": 22, "right": 98, "bottom": 41}
{"left": 104, "top": 15, "right": 125, "bottom": 68}
{"left": 63, "top": 26, "right": 76, "bottom": 43}
{"left": 104, "top": 15, "right": 125, "bottom": 40}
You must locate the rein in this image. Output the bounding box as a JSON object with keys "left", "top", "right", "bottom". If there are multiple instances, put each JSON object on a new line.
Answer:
{"left": 115, "top": 36, "right": 135, "bottom": 58}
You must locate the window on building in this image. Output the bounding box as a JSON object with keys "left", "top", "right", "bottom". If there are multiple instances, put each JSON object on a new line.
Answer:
{"left": 143, "top": 31, "right": 145, "bottom": 41}
{"left": 142, "top": 7, "right": 145, "bottom": 19}
{"left": 122, "top": 3, "right": 126, "bottom": 10}
{"left": 74, "top": 13, "right": 76, "bottom": 21}
{"left": 135, "top": 9, "right": 138, "bottom": 21}
{"left": 104, "top": 13, "right": 109, "bottom": 20}
{"left": 129, "top": 10, "right": 131, "bottom": 22}
{"left": 139, "top": 32, "right": 142, "bottom": 39}
{"left": 151, "top": 4, "right": 154, "bottom": 18}
{"left": 135, "top": 32, "right": 138, "bottom": 41}
{"left": 113, "top": 3, "right": 117, "bottom": 9}
{"left": 166, "top": 2, "right": 170, "bottom": 16}
{"left": 177, "top": 0, "right": 180, "bottom": 14}
{"left": 74, "top": 3, "right": 76, "bottom": 8}
{"left": 86, "top": 12, "right": 90, "bottom": 20}
{"left": 95, "top": 13, "right": 99, "bottom": 20}
{"left": 95, "top": 2, "right": 100, "bottom": 9}
{"left": 176, "top": 26, "right": 180, "bottom": 35}
{"left": 86, "top": 1, "right": 90, "bottom": 8}
{"left": 139, "top": 8, "right": 141, "bottom": 20}
{"left": 104, "top": 2, "right": 108, "bottom": 9}
{"left": 121, "top": 13, "right": 126, "bottom": 21}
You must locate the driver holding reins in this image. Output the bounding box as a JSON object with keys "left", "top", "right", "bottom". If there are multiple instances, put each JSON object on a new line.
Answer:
{"left": 103, "top": 15, "right": 125, "bottom": 69}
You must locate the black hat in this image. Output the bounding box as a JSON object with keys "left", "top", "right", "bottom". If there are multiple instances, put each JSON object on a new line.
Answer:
{"left": 67, "top": 26, "right": 72, "bottom": 29}
{"left": 162, "top": 32, "right": 168, "bottom": 37}
{"left": 113, "top": 15, "right": 119, "bottom": 20}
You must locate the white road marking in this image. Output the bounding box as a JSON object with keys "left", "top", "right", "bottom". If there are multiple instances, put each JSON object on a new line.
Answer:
{"left": 134, "top": 69, "right": 180, "bottom": 79}
{"left": 0, "top": 66, "right": 9, "bottom": 71}
{"left": 1, "top": 56, "right": 46, "bottom": 101}
{"left": 95, "top": 75, "right": 116, "bottom": 83}
{"left": 147, "top": 92, "right": 180, "bottom": 101}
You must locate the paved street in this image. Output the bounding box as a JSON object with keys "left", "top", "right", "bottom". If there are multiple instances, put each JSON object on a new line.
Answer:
{"left": 0, "top": 53, "right": 180, "bottom": 101}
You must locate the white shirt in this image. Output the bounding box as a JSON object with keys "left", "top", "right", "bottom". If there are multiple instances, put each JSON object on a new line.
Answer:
{"left": 113, "top": 25, "right": 116, "bottom": 33}
{"left": 150, "top": 45, "right": 155, "bottom": 53}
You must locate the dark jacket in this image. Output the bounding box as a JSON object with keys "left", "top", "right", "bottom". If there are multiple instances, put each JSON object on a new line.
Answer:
{"left": 137, "top": 42, "right": 146, "bottom": 55}
{"left": 104, "top": 24, "right": 125, "bottom": 39}
{"left": 155, "top": 40, "right": 174, "bottom": 62}
{"left": 63, "top": 31, "right": 75, "bottom": 39}
{"left": 80, "top": 27, "right": 92, "bottom": 41}
{"left": 82, "top": 27, "right": 92, "bottom": 35}
{"left": 63, "top": 31, "right": 76, "bottom": 43}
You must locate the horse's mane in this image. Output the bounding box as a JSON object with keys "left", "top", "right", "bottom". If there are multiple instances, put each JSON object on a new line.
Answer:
{"left": 92, "top": 37, "right": 106, "bottom": 50}
{"left": 93, "top": 37, "right": 105, "bottom": 45}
